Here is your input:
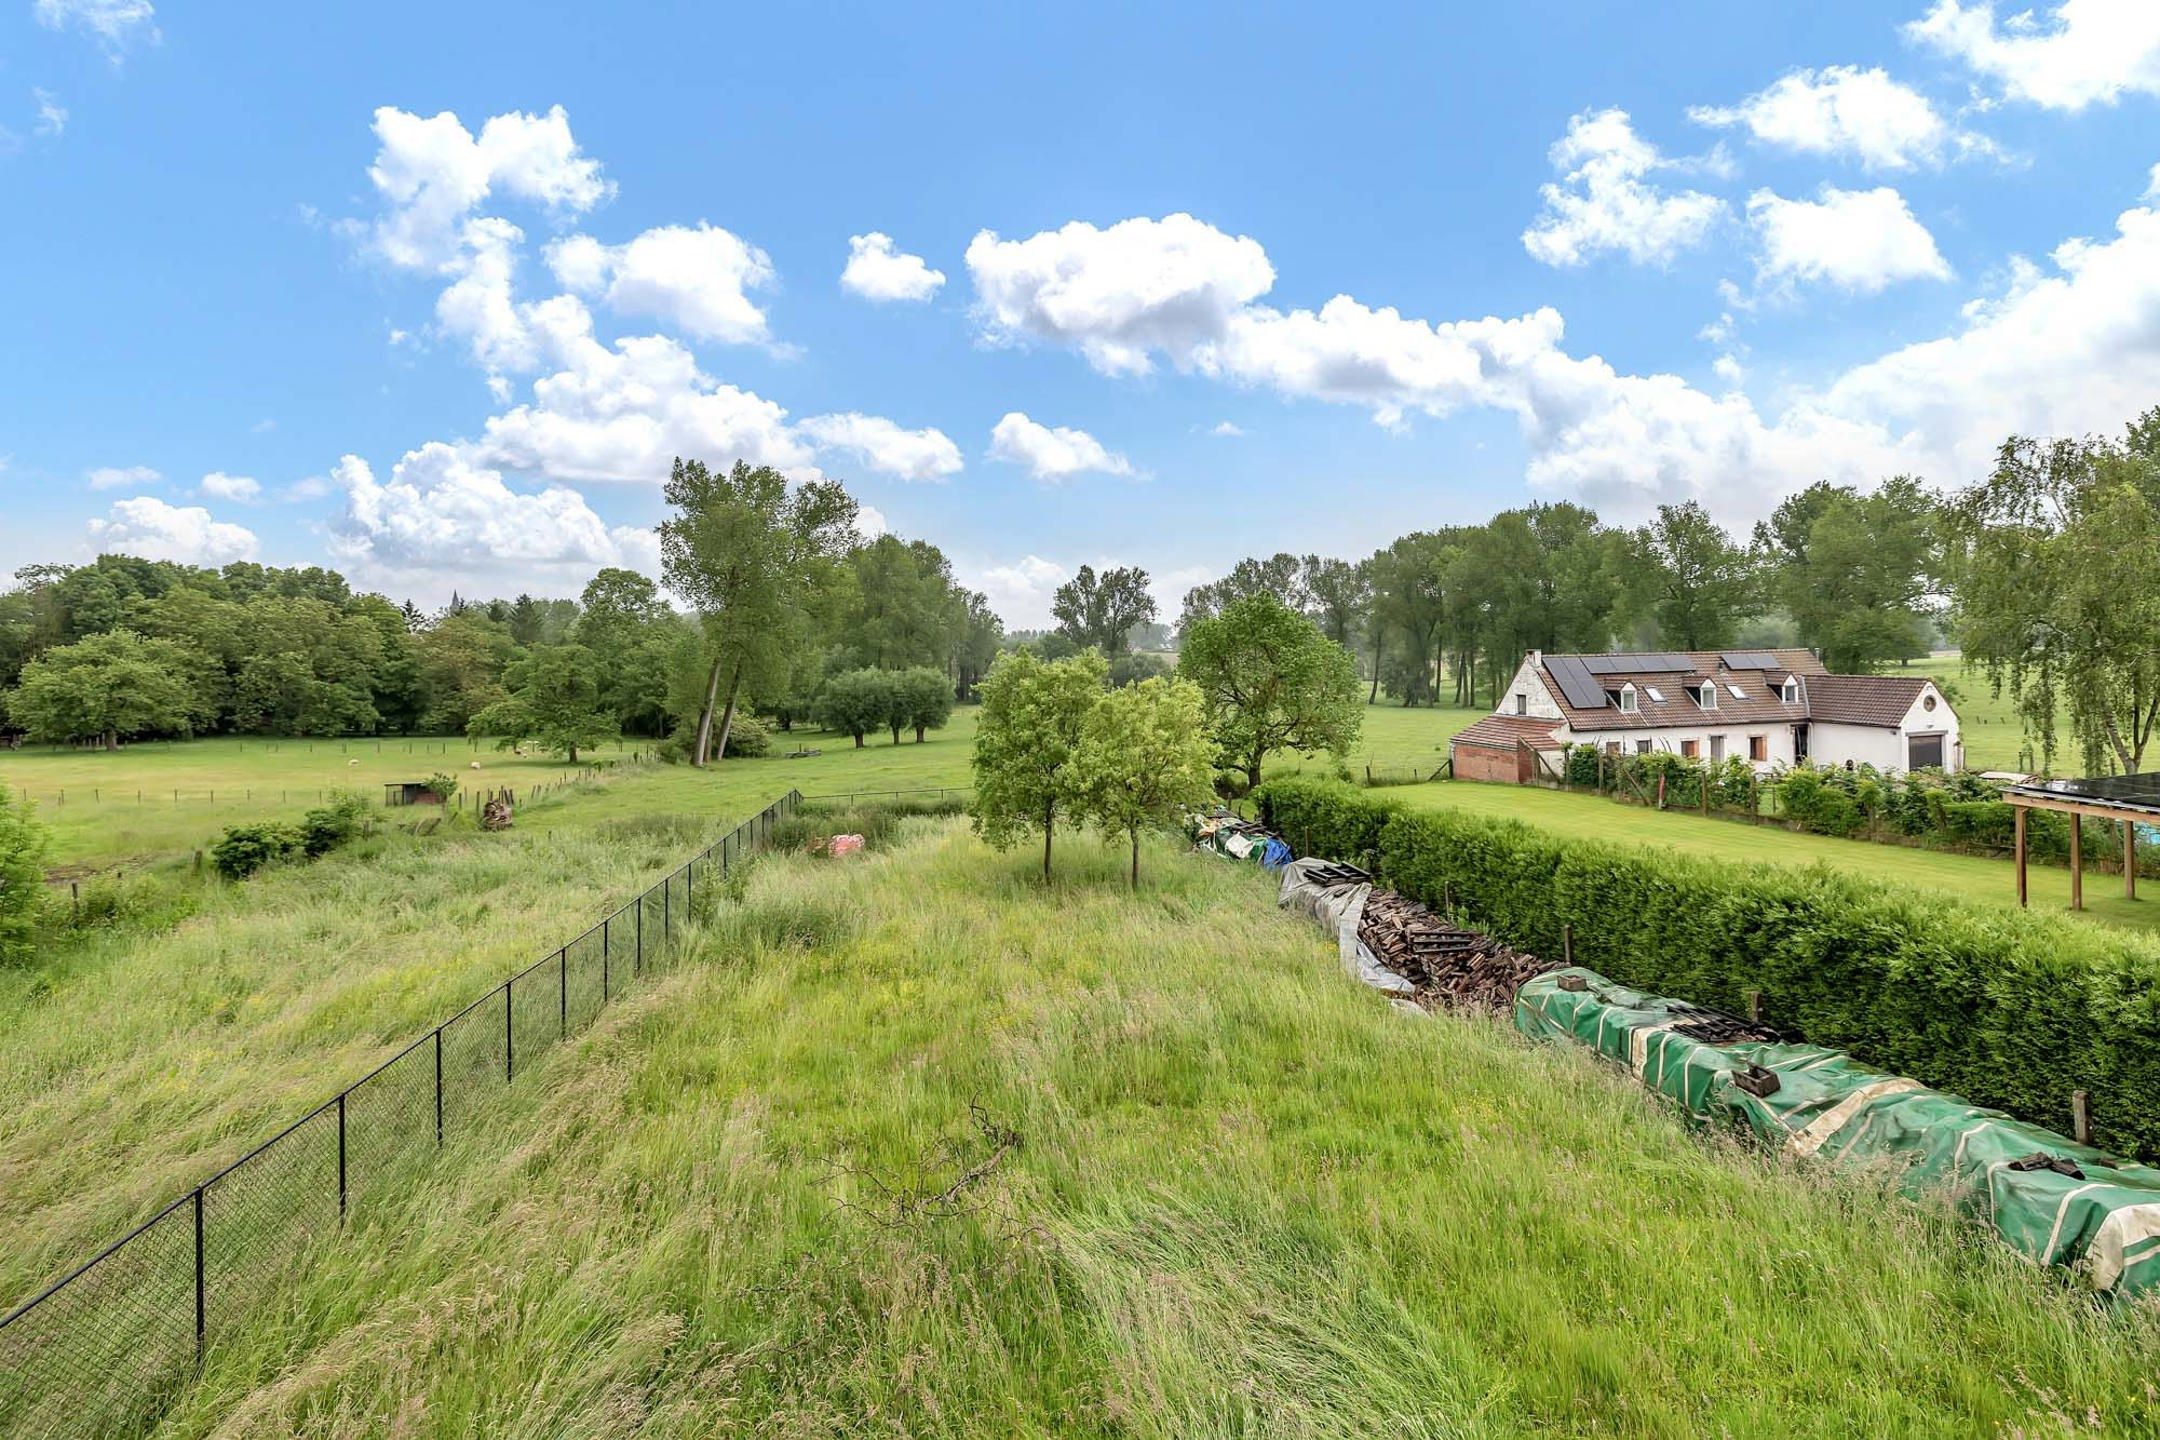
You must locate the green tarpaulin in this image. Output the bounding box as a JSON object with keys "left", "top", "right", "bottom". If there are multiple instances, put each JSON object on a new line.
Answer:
{"left": 1516, "top": 967, "right": 2160, "bottom": 1299}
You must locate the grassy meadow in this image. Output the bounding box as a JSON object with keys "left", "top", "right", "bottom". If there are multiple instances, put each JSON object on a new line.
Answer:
{"left": 133, "top": 820, "right": 2160, "bottom": 1437}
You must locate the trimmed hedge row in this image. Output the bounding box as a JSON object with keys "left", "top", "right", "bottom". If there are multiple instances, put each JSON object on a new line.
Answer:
{"left": 1254, "top": 776, "right": 2160, "bottom": 1161}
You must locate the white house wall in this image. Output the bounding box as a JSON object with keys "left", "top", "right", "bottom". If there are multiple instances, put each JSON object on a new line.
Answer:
{"left": 1505, "top": 654, "right": 1567, "bottom": 721}
{"left": 1899, "top": 683, "right": 1961, "bottom": 773}
{"left": 1572, "top": 723, "right": 1799, "bottom": 771}
{"left": 1808, "top": 722, "right": 1906, "bottom": 772}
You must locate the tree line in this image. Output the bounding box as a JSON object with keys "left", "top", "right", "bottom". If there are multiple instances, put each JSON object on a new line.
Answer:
{"left": 1172, "top": 406, "right": 2160, "bottom": 775}
{"left": 0, "top": 466, "right": 1004, "bottom": 759}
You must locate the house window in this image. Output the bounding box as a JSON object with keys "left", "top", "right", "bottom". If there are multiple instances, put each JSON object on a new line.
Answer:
{"left": 1680, "top": 739, "right": 1700, "bottom": 759}
{"left": 1635, "top": 739, "right": 1652, "bottom": 755}
{"left": 1782, "top": 678, "right": 1799, "bottom": 704}
{"left": 1514, "top": 692, "right": 1527, "bottom": 715}
{"left": 1749, "top": 735, "right": 1768, "bottom": 763}
{"left": 1709, "top": 734, "right": 1726, "bottom": 761}
{"left": 1618, "top": 684, "right": 1638, "bottom": 714}
{"left": 1604, "top": 741, "right": 1621, "bottom": 755}
{"left": 1699, "top": 682, "right": 1718, "bottom": 711}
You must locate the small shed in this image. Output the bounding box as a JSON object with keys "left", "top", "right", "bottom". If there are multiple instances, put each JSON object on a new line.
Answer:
{"left": 384, "top": 781, "right": 447, "bottom": 807}
{"left": 2002, "top": 773, "right": 2159, "bottom": 910}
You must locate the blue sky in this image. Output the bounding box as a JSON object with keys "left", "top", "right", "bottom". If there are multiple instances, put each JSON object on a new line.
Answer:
{"left": 4, "top": 1, "right": 2160, "bottom": 624}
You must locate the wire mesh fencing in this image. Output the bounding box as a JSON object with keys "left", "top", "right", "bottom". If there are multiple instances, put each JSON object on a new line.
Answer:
{"left": 0, "top": 788, "right": 801, "bottom": 1440}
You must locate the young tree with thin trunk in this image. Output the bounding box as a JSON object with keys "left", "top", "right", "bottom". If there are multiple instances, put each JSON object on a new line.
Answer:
{"left": 970, "top": 649, "right": 1107, "bottom": 880}
{"left": 659, "top": 458, "right": 858, "bottom": 766}
{"left": 1075, "top": 675, "right": 1215, "bottom": 886}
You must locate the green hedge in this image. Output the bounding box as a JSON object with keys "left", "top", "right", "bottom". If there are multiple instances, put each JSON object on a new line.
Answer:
{"left": 1255, "top": 776, "right": 2160, "bottom": 1161}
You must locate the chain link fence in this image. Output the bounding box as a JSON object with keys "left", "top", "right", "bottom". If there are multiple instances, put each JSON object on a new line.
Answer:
{"left": 0, "top": 788, "right": 801, "bottom": 1440}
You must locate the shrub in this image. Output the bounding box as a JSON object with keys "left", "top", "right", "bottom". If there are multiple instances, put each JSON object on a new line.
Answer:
{"left": 212, "top": 822, "right": 306, "bottom": 881}
{"left": 298, "top": 793, "right": 372, "bottom": 858}
{"left": 1252, "top": 776, "right": 2160, "bottom": 1161}
{"left": 721, "top": 713, "right": 772, "bottom": 758}
{"left": 0, "top": 788, "right": 49, "bottom": 964}
{"left": 424, "top": 772, "right": 460, "bottom": 807}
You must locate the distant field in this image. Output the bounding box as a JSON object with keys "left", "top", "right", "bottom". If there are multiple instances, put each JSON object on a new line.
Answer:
{"left": 1393, "top": 780, "right": 2155, "bottom": 932}
{"left": 0, "top": 699, "right": 1484, "bottom": 870}
{"left": 146, "top": 821, "right": 2160, "bottom": 1436}
{"left": 0, "top": 735, "right": 644, "bottom": 869}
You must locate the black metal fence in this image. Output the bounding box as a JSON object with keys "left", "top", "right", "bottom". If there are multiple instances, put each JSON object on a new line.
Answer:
{"left": 0, "top": 788, "right": 801, "bottom": 1440}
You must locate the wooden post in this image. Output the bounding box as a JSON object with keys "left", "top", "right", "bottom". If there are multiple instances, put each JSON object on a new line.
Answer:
{"left": 2070, "top": 813, "right": 2084, "bottom": 912}
{"left": 1747, "top": 990, "right": 1762, "bottom": 1023}
{"left": 2014, "top": 805, "right": 2028, "bottom": 909}
{"left": 2073, "top": 1090, "right": 2093, "bottom": 1147}
{"left": 1561, "top": 923, "right": 1573, "bottom": 968}
{"left": 2126, "top": 820, "right": 2138, "bottom": 902}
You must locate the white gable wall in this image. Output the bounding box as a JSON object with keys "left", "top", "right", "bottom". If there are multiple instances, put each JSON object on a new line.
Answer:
{"left": 1506, "top": 654, "right": 1567, "bottom": 721}
{"left": 1811, "top": 681, "right": 1961, "bottom": 774}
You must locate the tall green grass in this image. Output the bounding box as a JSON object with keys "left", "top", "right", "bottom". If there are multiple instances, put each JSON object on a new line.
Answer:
{"left": 142, "top": 821, "right": 2160, "bottom": 1437}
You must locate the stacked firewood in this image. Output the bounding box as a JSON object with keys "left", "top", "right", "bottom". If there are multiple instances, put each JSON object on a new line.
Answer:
{"left": 480, "top": 788, "right": 515, "bottom": 832}
{"left": 1356, "top": 891, "right": 1553, "bottom": 1014}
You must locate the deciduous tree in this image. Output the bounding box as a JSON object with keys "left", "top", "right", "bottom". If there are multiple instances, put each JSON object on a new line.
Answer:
{"left": 467, "top": 644, "right": 617, "bottom": 762}
{"left": 1052, "top": 565, "right": 1156, "bottom": 657}
{"left": 1178, "top": 595, "right": 1362, "bottom": 789}
{"left": 1075, "top": 675, "right": 1215, "bottom": 886}
{"left": 970, "top": 649, "right": 1107, "bottom": 879}
{"left": 5, "top": 630, "right": 209, "bottom": 749}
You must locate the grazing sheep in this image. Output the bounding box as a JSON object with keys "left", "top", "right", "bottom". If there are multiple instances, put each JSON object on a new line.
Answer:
{"left": 347, "top": 758, "right": 359, "bottom": 767}
{"left": 470, "top": 761, "right": 482, "bottom": 770}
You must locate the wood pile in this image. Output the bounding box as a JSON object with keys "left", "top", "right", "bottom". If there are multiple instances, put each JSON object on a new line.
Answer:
{"left": 1356, "top": 891, "right": 1554, "bottom": 1014}
{"left": 480, "top": 788, "right": 515, "bottom": 831}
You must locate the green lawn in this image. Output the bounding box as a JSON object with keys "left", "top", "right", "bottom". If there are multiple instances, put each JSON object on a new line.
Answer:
{"left": 137, "top": 821, "right": 2160, "bottom": 1437}
{"left": 1395, "top": 780, "right": 2156, "bottom": 932}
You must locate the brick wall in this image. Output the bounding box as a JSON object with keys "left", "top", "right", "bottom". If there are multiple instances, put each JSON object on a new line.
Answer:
{"left": 1450, "top": 741, "right": 1523, "bottom": 784}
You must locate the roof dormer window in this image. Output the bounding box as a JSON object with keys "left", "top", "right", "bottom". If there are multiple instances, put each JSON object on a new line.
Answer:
{"left": 1618, "top": 682, "right": 1639, "bottom": 714}
{"left": 1699, "top": 681, "right": 1718, "bottom": 711}
{"left": 1781, "top": 677, "right": 1800, "bottom": 704}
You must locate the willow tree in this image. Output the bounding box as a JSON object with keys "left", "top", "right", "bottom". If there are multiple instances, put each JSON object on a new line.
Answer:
{"left": 1946, "top": 412, "right": 2160, "bottom": 775}
{"left": 659, "top": 459, "right": 858, "bottom": 766}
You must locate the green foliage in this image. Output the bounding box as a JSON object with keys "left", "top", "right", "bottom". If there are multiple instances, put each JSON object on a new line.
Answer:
{"left": 467, "top": 644, "right": 618, "bottom": 762}
{"left": 298, "top": 793, "right": 372, "bottom": 858}
{"left": 1945, "top": 411, "right": 2160, "bottom": 773}
{"left": 970, "top": 648, "right": 1108, "bottom": 878}
{"left": 0, "top": 788, "right": 48, "bottom": 964}
{"left": 721, "top": 712, "right": 772, "bottom": 758}
{"left": 895, "top": 666, "right": 955, "bottom": 743}
{"left": 816, "top": 668, "right": 898, "bottom": 747}
{"left": 1256, "top": 776, "right": 2160, "bottom": 1160}
{"left": 424, "top": 771, "right": 461, "bottom": 807}
{"left": 1073, "top": 676, "right": 1216, "bottom": 884}
{"left": 211, "top": 821, "right": 306, "bottom": 880}
{"left": 1179, "top": 594, "right": 1363, "bottom": 787}
{"left": 1051, "top": 564, "right": 1156, "bottom": 657}
{"left": 1757, "top": 479, "right": 1938, "bottom": 672}
{"left": 7, "top": 630, "right": 211, "bottom": 747}
{"left": 1106, "top": 651, "right": 1171, "bottom": 688}
{"left": 1626, "top": 501, "right": 1760, "bottom": 651}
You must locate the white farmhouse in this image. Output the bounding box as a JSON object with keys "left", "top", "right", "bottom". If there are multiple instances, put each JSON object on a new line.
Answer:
{"left": 1450, "top": 649, "right": 1960, "bottom": 784}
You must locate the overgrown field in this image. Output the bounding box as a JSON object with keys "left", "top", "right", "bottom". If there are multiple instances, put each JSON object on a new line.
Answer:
{"left": 138, "top": 820, "right": 2160, "bottom": 1437}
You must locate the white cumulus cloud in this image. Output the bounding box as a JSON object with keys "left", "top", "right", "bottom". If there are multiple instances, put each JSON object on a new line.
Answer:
{"left": 328, "top": 447, "right": 654, "bottom": 594}
{"left": 1747, "top": 186, "right": 1952, "bottom": 292}
{"left": 547, "top": 223, "right": 775, "bottom": 345}
{"left": 199, "top": 471, "right": 262, "bottom": 503}
{"left": 1689, "top": 65, "right": 1985, "bottom": 171}
{"left": 1522, "top": 108, "right": 1726, "bottom": 268}
{"left": 967, "top": 214, "right": 1275, "bottom": 376}
{"left": 989, "top": 412, "right": 1134, "bottom": 480}
{"left": 972, "top": 554, "right": 1069, "bottom": 627}
{"left": 87, "top": 496, "right": 257, "bottom": 565}
{"left": 365, "top": 104, "right": 613, "bottom": 272}
{"left": 840, "top": 232, "right": 946, "bottom": 302}
{"left": 86, "top": 464, "right": 161, "bottom": 490}
{"left": 1909, "top": 0, "right": 2160, "bottom": 111}
{"left": 797, "top": 413, "right": 963, "bottom": 480}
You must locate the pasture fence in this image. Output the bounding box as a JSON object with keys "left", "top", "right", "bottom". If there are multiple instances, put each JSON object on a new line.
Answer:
{"left": 0, "top": 788, "right": 802, "bottom": 1440}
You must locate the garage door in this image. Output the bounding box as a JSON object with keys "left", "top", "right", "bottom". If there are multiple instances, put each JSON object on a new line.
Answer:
{"left": 1908, "top": 733, "right": 1944, "bottom": 770}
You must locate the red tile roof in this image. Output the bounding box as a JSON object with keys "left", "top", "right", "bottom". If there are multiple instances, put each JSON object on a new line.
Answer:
{"left": 1451, "top": 714, "right": 1567, "bottom": 751}
{"left": 1523, "top": 650, "right": 1937, "bottom": 733}
{"left": 1804, "top": 673, "right": 1932, "bottom": 729}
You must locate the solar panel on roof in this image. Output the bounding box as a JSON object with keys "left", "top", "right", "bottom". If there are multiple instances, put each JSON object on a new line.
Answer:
{"left": 1582, "top": 653, "right": 1692, "bottom": 675}
{"left": 1721, "top": 650, "right": 1779, "bottom": 670}
{"left": 1545, "top": 654, "right": 1608, "bottom": 709}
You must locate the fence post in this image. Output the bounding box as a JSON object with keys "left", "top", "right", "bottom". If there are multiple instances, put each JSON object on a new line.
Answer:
{"left": 336, "top": 1093, "right": 348, "bottom": 1221}
{"left": 602, "top": 917, "right": 611, "bottom": 1000}
{"left": 1561, "top": 923, "right": 1573, "bottom": 968}
{"left": 193, "top": 1186, "right": 206, "bottom": 1363}
{"left": 558, "top": 948, "right": 568, "bottom": 1038}
{"left": 636, "top": 898, "right": 643, "bottom": 976}
{"left": 504, "top": 983, "right": 514, "bottom": 1082}
{"left": 433, "top": 1027, "right": 444, "bottom": 1145}
{"left": 2074, "top": 1090, "right": 2093, "bottom": 1147}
